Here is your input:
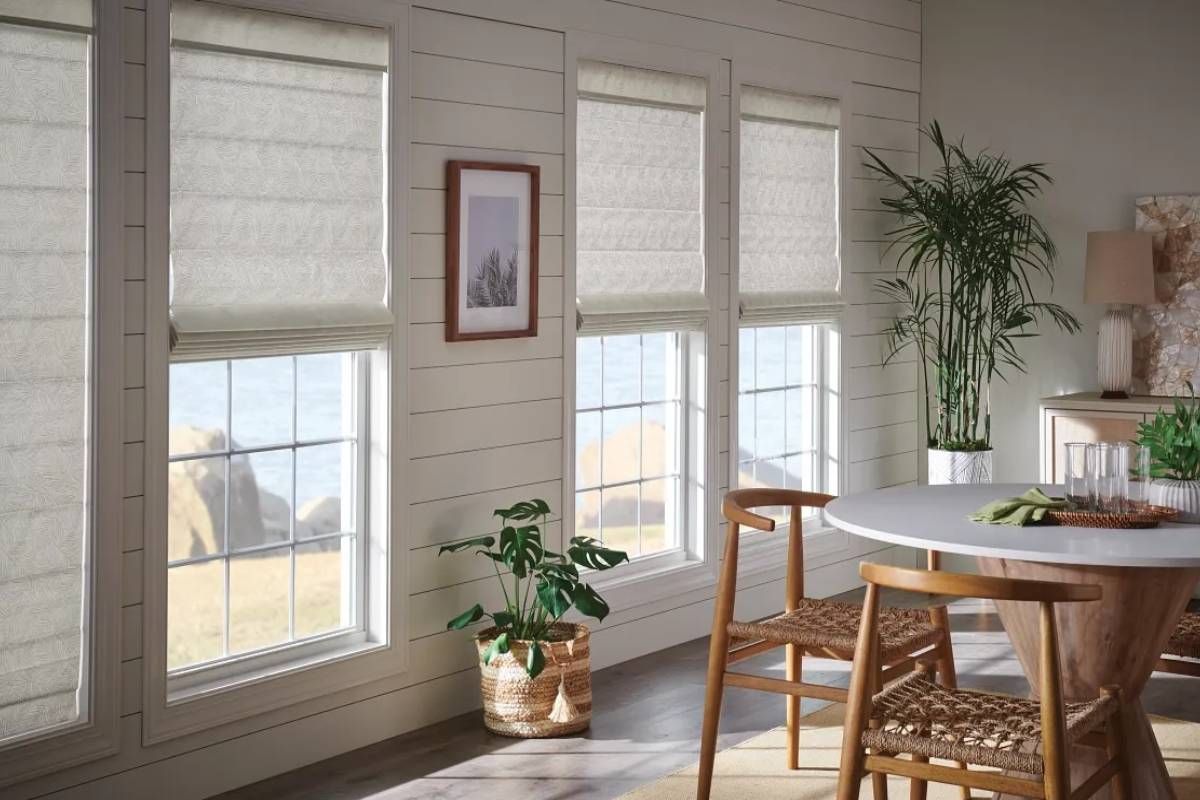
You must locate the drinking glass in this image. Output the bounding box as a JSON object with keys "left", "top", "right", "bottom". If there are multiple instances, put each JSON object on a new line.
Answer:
{"left": 1063, "top": 442, "right": 1094, "bottom": 511}
{"left": 1126, "top": 443, "right": 1152, "bottom": 512}
{"left": 1093, "top": 442, "right": 1128, "bottom": 513}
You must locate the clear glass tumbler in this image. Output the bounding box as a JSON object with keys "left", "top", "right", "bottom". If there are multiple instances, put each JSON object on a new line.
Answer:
{"left": 1126, "top": 443, "right": 1152, "bottom": 512}
{"left": 1063, "top": 442, "right": 1094, "bottom": 511}
{"left": 1094, "top": 442, "right": 1128, "bottom": 513}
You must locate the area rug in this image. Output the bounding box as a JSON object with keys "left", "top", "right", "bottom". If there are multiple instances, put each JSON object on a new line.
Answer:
{"left": 622, "top": 704, "right": 1200, "bottom": 798}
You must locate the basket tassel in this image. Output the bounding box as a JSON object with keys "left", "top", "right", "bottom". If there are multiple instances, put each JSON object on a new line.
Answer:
{"left": 547, "top": 642, "right": 578, "bottom": 724}
{"left": 548, "top": 673, "right": 578, "bottom": 724}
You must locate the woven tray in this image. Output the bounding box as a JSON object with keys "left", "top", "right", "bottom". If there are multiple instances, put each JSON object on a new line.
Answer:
{"left": 1046, "top": 505, "right": 1179, "bottom": 529}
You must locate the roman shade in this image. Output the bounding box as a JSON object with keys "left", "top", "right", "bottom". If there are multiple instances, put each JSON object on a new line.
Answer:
{"left": 169, "top": 1, "right": 390, "bottom": 361}
{"left": 0, "top": 0, "right": 92, "bottom": 29}
{"left": 0, "top": 15, "right": 90, "bottom": 743}
{"left": 575, "top": 59, "right": 708, "bottom": 335}
{"left": 739, "top": 85, "right": 842, "bottom": 325}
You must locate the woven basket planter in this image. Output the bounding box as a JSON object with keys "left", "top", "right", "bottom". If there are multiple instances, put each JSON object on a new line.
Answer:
{"left": 475, "top": 622, "right": 592, "bottom": 738}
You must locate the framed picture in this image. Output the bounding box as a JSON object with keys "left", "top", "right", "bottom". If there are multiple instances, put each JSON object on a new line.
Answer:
{"left": 445, "top": 161, "right": 540, "bottom": 341}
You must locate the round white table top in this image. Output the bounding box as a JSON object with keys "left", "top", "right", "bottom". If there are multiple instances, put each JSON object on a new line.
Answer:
{"left": 825, "top": 483, "right": 1200, "bottom": 568}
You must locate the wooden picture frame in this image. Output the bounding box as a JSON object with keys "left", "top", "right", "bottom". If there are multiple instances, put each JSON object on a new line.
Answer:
{"left": 445, "top": 161, "right": 540, "bottom": 341}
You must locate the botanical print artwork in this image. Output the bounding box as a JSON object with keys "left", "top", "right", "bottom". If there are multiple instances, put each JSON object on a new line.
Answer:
{"left": 466, "top": 195, "right": 519, "bottom": 308}
{"left": 445, "top": 161, "right": 539, "bottom": 341}
{"left": 1132, "top": 195, "right": 1200, "bottom": 396}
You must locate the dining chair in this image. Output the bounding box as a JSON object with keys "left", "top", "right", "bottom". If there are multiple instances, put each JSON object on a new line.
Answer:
{"left": 837, "top": 562, "right": 1131, "bottom": 800}
{"left": 696, "top": 488, "right": 962, "bottom": 800}
{"left": 1156, "top": 610, "right": 1200, "bottom": 677}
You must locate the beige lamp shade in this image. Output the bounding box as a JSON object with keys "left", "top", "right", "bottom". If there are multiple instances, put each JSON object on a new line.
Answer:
{"left": 1084, "top": 230, "right": 1156, "bottom": 305}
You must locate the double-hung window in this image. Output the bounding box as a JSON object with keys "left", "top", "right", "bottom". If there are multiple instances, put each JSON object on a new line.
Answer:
{"left": 737, "top": 85, "right": 842, "bottom": 524}
{"left": 165, "top": 0, "right": 390, "bottom": 685}
{"left": 574, "top": 60, "right": 708, "bottom": 562}
{"left": 0, "top": 0, "right": 93, "bottom": 747}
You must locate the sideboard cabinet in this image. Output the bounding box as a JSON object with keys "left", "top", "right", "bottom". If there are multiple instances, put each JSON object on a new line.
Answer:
{"left": 1039, "top": 392, "right": 1175, "bottom": 482}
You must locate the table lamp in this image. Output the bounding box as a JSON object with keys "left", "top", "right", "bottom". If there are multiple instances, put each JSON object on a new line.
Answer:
{"left": 1084, "top": 230, "right": 1155, "bottom": 399}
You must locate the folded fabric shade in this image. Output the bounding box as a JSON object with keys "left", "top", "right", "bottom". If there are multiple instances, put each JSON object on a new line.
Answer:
{"left": 970, "top": 487, "right": 1067, "bottom": 526}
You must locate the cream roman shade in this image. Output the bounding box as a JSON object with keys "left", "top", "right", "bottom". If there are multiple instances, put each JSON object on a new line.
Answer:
{"left": 739, "top": 85, "right": 842, "bottom": 325}
{"left": 575, "top": 59, "right": 708, "bottom": 335}
{"left": 169, "top": 1, "right": 390, "bottom": 361}
{"left": 0, "top": 14, "right": 91, "bottom": 743}
{"left": 0, "top": 0, "right": 92, "bottom": 29}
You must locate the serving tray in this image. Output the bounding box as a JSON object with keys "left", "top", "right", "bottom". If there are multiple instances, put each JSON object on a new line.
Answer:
{"left": 1046, "top": 505, "right": 1179, "bottom": 529}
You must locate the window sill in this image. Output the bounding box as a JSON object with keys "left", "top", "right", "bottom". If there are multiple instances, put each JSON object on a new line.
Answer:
{"left": 588, "top": 549, "right": 717, "bottom": 612}
{"left": 735, "top": 523, "right": 850, "bottom": 580}
{"left": 167, "top": 633, "right": 383, "bottom": 706}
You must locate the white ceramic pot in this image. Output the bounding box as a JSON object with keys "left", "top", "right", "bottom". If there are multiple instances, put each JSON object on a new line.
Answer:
{"left": 928, "top": 448, "right": 993, "bottom": 485}
{"left": 1148, "top": 478, "right": 1200, "bottom": 523}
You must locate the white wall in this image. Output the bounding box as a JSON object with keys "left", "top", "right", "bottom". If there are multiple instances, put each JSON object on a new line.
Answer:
{"left": 921, "top": 0, "right": 1200, "bottom": 481}
{"left": 4, "top": 1, "right": 921, "bottom": 797}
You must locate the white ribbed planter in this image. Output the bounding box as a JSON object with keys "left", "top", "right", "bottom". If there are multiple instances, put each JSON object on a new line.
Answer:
{"left": 928, "top": 448, "right": 993, "bottom": 485}
{"left": 1149, "top": 479, "right": 1200, "bottom": 523}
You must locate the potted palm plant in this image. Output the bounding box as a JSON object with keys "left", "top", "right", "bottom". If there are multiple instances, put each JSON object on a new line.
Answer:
{"left": 1136, "top": 387, "right": 1200, "bottom": 522}
{"left": 865, "top": 122, "right": 1080, "bottom": 484}
{"left": 441, "top": 499, "right": 628, "bottom": 737}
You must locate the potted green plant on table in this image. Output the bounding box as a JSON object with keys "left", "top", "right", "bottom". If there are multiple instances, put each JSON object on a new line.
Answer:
{"left": 441, "top": 499, "right": 628, "bottom": 737}
{"left": 865, "top": 122, "right": 1080, "bottom": 484}
{"left": 1137, "top": 387, "right": 1200, "bottom": 522}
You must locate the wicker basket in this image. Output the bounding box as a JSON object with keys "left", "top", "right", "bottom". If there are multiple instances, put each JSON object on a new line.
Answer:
{"left": 1046, "top": 505, "right": 1179, "bottom": 529}
{"left": 475, "top": 622, "right": 591, "bottom": 738}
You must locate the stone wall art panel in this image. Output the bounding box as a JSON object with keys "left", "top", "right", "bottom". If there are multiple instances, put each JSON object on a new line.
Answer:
{"left": 1132, "top": 194, "right": 1200, "bottom": 396}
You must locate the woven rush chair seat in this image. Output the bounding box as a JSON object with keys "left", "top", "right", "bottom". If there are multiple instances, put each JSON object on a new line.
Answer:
{"left": 727, "top": 598, "right": 944, "bottom": 660}
{"left": 1164, "top": 611, "right": 1200, "bottom": 660}
{"left": 862, "top": 671, "right": 1117, "bottom": 775}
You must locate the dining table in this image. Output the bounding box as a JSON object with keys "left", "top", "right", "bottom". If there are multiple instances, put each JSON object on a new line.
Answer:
{"left": 825, "top": 483, "right": 1200, "bottom": 800}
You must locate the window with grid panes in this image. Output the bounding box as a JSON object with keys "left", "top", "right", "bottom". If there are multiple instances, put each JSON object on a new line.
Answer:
{"left": 167, "top": 353, "right": 364, "bottom": 670}
{"left": 574, "top": 333, "right": 683, "bottom": 559}
{"left": 737, "top": 323, "right": 838, "bottom": 523}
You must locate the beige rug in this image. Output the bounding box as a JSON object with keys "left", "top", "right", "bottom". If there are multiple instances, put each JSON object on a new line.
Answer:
{"left": 623, "top": 704, "right": 1200, "bottom": 798}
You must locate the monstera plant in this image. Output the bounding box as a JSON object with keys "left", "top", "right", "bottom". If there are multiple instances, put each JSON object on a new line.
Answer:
{"left": 440, "top": 499, "right": 628, "bottom": 738}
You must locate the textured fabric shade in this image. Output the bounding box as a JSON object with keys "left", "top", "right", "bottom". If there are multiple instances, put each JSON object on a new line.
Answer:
{"left": 169, "top": 6, "right": 390, "bottom": 360}
{"left": 0, "top": 0, "right": 92, "bottom": 29}
{"left": 1084, "top": 230, "right": 1156, "bottom": 305}
{"left": 575, "top": 61, "right": 708, "bottom": 333}
{"left": 0, "top": 20, "right": 90, "bottom": 744}
{"left": 739, "top": 87, "right": 841, "bottom": 325}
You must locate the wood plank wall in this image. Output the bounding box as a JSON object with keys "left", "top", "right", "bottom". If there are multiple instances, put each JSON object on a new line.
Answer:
{"left": 5, "top": 1, "right": 922, "bottom": 797}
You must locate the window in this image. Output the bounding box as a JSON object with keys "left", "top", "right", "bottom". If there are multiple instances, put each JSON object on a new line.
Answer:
{"left": 736, "top": 85, "right": 842, "bottom": 520}
{"left": 167, "top": 353, "right": 363, "bottom": 672}
{"left": 738, "top": 324, "right": 840, "bottom": 522}
{"left": 575, "top": 333, "right": 682, "bottom": 558}
{"left": 166, "top": 0, "right": 389, "bottom": 686}
{"left": 574, "top": 58, "right": 709, "bottom": 567}
{"left": 0, "top": 2, "right": 93, "bottom": 746}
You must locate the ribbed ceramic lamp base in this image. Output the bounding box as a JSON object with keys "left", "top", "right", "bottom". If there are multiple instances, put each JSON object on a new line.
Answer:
{"left": 1098, "top": 305, "right": 1133, "bottom": 398}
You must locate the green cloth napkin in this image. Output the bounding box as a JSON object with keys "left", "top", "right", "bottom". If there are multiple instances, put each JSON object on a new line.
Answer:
{"left": 969, "top": 487, "right": 1068, "bottom": 526}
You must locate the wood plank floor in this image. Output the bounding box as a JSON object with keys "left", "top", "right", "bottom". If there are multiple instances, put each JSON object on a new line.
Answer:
{"left": 218, "top": 592, "right": 1200, "bottom": 800}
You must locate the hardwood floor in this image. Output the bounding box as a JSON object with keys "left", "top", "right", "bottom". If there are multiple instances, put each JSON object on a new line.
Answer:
{"left": 218, "top": 592, "right": 1200, "bottom": 800}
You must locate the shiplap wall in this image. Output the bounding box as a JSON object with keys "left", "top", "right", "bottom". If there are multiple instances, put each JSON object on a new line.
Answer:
{"left": 4, "top": 1, "right": 920, "bottom": 797}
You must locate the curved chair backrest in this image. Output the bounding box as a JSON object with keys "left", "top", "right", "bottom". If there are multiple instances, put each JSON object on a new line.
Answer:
{"left": 722, "top": 488, "right": 835, "bottom": 533}
{"left": 860, "top": 562, "right": 1101, "bottom": 604}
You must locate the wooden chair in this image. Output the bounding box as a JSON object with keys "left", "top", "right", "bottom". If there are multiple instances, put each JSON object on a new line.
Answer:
{"left": 1156, "top": 611, "right": 1200, "bottom": 677}
{"left": 838, "top": 563, "right": 1131, "bottom": 800}
{"left": 697, "top": 489, "right": 962, "bottom": 800}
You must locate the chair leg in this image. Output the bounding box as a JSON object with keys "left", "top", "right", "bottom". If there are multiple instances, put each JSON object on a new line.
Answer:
{"left": 908, "top": 754, "right": 929, "bottom": 800}
{"left": 696, "top": 626, "right": 729, "bottom": 800}
{"left": 930, "top": 611, "right": 972, "bottom": 800}
{"left": 870, "top": 666, "right": 890, "bottom": 800}
{"left": 837, "top": 584, "right": 881, "bottom": 800}
{"left": 786, "top": 643, "right": 802, "bottom": 770}
{"left": 1102, "top": 687, "right": 1131, "bottom": 800}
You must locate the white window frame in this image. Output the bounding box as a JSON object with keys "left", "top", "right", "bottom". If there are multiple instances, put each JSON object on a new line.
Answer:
{"left": 728, "top": 61, "right": 852, "bottom": 580}
{"left": 564, "top": 31, "right": 723, "bottom": 610}
{"left": 165, "top": 352, "right": 371, "bottom": 692}
{"left": 0, "top": 0, "right": 123, "bottom": 785}
{"left": 141, "top": 0, "right": 410, "bottom": 745}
